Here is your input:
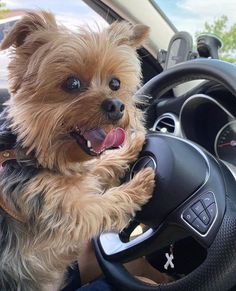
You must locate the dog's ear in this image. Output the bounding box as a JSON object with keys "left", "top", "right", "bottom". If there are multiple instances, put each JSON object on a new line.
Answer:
{"left": 1, "top": 11, "right": 57, "bottom": 50}
{"left": 108, "top": 21, "right": 150, "bottom": 49}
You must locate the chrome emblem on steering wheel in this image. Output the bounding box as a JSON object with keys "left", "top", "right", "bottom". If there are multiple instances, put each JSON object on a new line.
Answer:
{"left": 130, "top": 156, "right": 156, "bottom": 180}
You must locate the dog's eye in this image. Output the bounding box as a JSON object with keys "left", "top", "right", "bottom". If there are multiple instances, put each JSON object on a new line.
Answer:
{"left": 109, "top": 78, "right": 120, "bottom": 91}
{"left": 63, "top": 76, "right": 81, "bottom": 92}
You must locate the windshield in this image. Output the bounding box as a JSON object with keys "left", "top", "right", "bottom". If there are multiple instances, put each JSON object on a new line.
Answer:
{"left": 156, "top": 0, "right": 236, "bottom": 62}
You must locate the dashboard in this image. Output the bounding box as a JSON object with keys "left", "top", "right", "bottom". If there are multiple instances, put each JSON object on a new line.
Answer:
{"left": 150, "top": 81, "right": 236, "bottom": 171}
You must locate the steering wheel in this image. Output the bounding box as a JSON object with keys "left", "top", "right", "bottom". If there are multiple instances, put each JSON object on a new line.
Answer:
{"left": 93, "top": 59, "right": 236, "bottom": 291}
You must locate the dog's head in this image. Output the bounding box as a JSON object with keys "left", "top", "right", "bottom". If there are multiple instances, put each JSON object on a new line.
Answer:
{"left": 1, "top": 11, "right": 149, "bottom": 173}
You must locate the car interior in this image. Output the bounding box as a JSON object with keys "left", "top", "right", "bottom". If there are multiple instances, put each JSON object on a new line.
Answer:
{"left": 0, "top": 0, "right": 236, "bottom": 290}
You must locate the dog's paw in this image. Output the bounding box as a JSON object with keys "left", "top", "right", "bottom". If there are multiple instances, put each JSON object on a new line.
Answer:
{"left": 129, "top": 167, "right": 155, "bottom": 206}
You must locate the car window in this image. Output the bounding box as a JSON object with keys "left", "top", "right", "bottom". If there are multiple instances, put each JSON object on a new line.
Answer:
{"left": 0, "top": 18, "right": 19, "bottom": 42}
{"left": 0, "top": 0, "right": 108, "bottom": 86}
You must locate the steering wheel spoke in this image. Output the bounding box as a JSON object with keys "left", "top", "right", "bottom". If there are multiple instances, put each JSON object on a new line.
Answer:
{"left": 96, "top": 227, "right": 155, "bottom": 262}
{"left": 171, "top": 188, "right": 224, "bottom": 247}
{"left": 168, "top": 152, "right": 226, "bottom": 247}
{"left": 178, "top": 192, "right": 218, "bottom": 239}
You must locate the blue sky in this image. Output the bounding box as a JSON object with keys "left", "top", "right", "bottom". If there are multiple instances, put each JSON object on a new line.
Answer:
{"left": 156, "top": 0, "right": 196, "bottom": 20}
{"left": 4, "top": 0, "right": 107, "bottom": 30}
{"left": 5, "top": 0, "right": 90, "bottom": 14}
{"left": 157, "top": 0, "right": 236, "bottom": 35}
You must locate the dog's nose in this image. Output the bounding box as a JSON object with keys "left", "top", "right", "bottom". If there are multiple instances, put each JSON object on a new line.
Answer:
{"left": 101, "top": 98, "right": 125, "bottom": 121}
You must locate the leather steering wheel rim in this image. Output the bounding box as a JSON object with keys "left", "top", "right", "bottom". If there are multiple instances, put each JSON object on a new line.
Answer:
{"left": 93, "top": 59, "right": 236, "bottom": 291}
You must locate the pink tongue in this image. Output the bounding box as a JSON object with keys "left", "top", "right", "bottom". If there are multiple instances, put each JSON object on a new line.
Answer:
{"left": 83, "top": 128, "right": 125, "bottom": 154}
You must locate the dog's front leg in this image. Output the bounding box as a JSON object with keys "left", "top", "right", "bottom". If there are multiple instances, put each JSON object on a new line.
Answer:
{"left": 92, "top": 131, "right": 146, "bottom": 185}
{"left": 30, "top": 166, "right": 154, "bottom": 249}
{"left": 75, "top": 167, "right": 155, "bottom": 240}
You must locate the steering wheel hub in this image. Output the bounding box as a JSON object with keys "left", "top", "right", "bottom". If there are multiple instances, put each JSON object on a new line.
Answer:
{"left": 135, "top": 134, "right": 208, "bottom": 227}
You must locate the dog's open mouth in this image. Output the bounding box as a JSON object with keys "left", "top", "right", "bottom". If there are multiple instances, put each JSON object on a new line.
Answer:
{"left": 70, "top": 127, "right": 125, "bottom": 156}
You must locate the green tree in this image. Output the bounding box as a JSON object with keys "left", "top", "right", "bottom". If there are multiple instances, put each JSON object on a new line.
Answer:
{"left": 0, "top": 1, "right": 9, "bottom": 19}
{"left": 197, "top": 15, "right": 236, "bottom": 63}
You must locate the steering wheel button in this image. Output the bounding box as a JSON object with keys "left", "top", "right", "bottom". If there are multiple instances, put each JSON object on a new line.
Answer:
{"left": 199, "top": 210, "right": 210, "bottom": 225}
{"left": 183, "top": 208, "right": 197, "bottom": 223}
{"left": 202, "top": 192, "right": 215, "bottom": 208}
{"left": 191, "top": 218, "right": 208, "bottom": 234}
{"left": 191, "top": 201, "right": 204, "bottom": 215}
{"left": 207, "top": 203, "right": 216, "bottom": 220}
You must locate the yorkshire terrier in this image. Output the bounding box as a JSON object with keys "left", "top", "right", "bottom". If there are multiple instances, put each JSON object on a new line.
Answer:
{"left": 0, "top": 11, "right": 155, "bottom": 291}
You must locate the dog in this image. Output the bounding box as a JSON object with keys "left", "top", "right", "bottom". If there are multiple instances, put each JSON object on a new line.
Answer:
{"left": 0, "top": 11, "right": 155, "bottom": 290}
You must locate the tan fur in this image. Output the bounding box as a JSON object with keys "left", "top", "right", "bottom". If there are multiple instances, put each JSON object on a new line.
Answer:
{"left": 0, "top": 11, "right": 154, "bottom": 290}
